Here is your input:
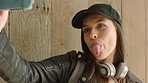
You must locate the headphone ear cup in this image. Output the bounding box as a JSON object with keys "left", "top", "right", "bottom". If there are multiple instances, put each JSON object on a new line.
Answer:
{"left": 98, "top": 62, "right": 116, "bottom": 78}
{"left": 115, "top": 62, "right": 128, "bottom": 80}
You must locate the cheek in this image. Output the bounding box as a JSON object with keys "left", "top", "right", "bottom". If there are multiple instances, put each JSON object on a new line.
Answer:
{"left": 109, "top": 37, "right": 117, "bottom": 48}
{"left": 106, "top": 31, "right": 117, "bottom": 50}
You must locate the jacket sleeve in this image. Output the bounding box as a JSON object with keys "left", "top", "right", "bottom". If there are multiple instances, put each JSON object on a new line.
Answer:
{"left": 0, "top": 29, "right": 78, "bottom": 83}
{"left": 126, "top": 72, "right": 143, "bottom": 83}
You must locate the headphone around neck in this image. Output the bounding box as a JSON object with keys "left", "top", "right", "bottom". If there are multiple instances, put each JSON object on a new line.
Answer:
{"left": 96, "top": 61, "right": 128, "bottom": 80}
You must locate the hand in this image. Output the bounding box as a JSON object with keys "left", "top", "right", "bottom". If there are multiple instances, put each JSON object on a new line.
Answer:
{"left": 0, "top": 10, "right": 8, "bottom": 33}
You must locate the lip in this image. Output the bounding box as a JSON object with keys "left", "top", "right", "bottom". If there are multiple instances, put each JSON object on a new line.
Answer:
{"left": 91, "top": 42, "right": 102, "bottom": 48}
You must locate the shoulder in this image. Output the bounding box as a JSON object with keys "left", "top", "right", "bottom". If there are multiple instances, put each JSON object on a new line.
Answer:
{"left": 125, "top": 72, "right": 143, "bottom": 83}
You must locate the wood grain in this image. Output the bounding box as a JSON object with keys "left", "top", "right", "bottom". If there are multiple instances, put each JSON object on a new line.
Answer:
{"left": 146, "top": 0, "right": 148, "bottom": 82}
{"left": 9, "top": 0, "right": 52, "bottom": 61}
{"left": 51, "top": 0, "right": 88, "bottom": 55}
{"left": 122, "top": 0, "right": 145, "bottom": 82}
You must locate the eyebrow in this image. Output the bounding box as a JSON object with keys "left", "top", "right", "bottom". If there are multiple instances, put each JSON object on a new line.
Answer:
{"left": 96, "top": 19, "right": 106, "bottom": 23}
{"left": 82, "top": 19, "right": 106, "bottom": 28}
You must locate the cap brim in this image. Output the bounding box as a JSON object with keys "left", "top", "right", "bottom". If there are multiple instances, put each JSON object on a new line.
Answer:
{"left": 0, "top": 0, "right": 34, "bottom": 10}
{"left": 72, "top": 10, "right": 94, "bottom": 29}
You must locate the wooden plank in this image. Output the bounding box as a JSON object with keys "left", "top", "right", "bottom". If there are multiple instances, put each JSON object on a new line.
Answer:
{"left": 146, "top": 0, "right": 148, "bottom": 82}
{"left": 9, "top": 0, "right": 51, "bottom": 61}
{"left": 122, "top": 0, "right": 145, "bottom": 82}
{"left": 51, "top": 0, "right": 88, "bottom": 56}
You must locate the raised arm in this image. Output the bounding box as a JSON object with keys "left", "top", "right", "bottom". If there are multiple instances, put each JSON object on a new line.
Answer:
{"left": 0, "top": 28, "right": 78, "bottom": 83}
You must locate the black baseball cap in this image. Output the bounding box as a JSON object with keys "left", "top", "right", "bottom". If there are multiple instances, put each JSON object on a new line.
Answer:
{"left": 72, "top": 4, "right": 122, "bottom": 29}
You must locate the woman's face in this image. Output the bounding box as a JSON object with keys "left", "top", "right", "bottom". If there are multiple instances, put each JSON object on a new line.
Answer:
{"left": 82, "top": 13, "right": 117, "bottom": 62}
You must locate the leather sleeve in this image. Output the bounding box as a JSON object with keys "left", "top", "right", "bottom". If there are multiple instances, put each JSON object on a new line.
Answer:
{"left": 0, "top": 29, "right": 78, "bottom": 83}
{"left": 126, "top": 72, "right": 143, "bottom": 83}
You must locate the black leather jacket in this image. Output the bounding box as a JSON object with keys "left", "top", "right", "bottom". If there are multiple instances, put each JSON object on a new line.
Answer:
{"left": 0, "top": 29, "right": 142, "bottom": 83}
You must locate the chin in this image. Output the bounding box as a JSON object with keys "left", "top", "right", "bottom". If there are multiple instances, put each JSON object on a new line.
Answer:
{"left": 95, "top": 55, "right": 107, "bottom": 62}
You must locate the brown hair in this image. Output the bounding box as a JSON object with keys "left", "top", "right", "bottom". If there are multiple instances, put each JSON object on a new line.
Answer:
{"left": 81, "top": 19, "right": 125, "bottom": 82}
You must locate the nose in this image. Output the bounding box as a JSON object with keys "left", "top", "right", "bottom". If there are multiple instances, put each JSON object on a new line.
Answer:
{"left": 90, "top": 29, "right": 98, "bottom": 39}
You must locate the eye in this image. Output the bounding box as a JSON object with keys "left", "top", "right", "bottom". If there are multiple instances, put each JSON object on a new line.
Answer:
{"left": 83, "top": 28, "right": 90, "bottom": 33}
{"left": 97, "top": 24, "right": 106, "bottom": 29}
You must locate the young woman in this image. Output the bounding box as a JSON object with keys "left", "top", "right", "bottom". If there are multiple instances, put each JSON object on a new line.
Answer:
{"left": 0, "top": 2, "right": 142, "bottom": 83}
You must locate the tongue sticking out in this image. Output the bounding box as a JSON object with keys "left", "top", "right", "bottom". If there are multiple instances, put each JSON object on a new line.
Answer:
{"left": 92, "top": 45, "right": 101, "bottom": 56}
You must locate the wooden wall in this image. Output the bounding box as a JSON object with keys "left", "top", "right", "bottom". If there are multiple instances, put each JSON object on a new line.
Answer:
{"left": 146, "top": 0, "right": 148, "bottom": 82}
{"left": 122, "top": 0, "right": 146, "bottom": 82}
{"left": 0, "top": 0, "right": 147, "bottom": 82}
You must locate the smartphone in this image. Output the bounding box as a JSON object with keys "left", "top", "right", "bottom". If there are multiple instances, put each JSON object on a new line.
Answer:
{"left": 0, "top": 0, "right": 34, "bottom": 10}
